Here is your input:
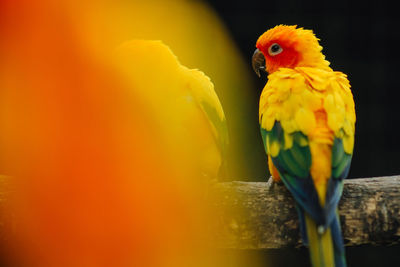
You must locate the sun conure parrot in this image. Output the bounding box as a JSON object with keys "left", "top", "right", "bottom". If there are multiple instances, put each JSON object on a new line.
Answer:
{"left": 113, "top": 40, "right": 229, "bottom": 180}
{"left": 252, "top": 25, "right": 356, "bottom": 267}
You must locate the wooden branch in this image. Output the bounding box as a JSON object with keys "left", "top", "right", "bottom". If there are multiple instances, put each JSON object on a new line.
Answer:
{"left": 210, "top": 175, "right": 400, "bottom": 249}
{"left": 1, "top": 175, "right": 399, "bottom": 249}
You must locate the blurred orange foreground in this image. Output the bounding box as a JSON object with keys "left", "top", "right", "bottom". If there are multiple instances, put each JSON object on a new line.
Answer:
{"left": 0, "top": 1, "right": 233, "bottom": 266}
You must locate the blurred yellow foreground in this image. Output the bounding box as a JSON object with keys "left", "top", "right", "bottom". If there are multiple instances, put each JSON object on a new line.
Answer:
{"left": 0, "top": 0, "right": 258, "bottom": 266}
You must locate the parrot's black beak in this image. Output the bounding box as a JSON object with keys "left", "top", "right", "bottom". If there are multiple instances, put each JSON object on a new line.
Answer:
{"left": 252, "top": 48, "right": 266, "bottom": 77}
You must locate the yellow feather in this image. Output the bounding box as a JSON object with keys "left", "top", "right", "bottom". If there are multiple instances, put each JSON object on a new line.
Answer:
{"left": 305, "top": 214, "right": 335, "bottom": 267}
{"left": 261, "top": 114, "right": 275, "bottom": 131}
{"left": 343, "top": 135, "right": 355, "bottom": 154}
{"left": 323, "top": 94, "right": 336, "bottom": 113}
{"left": 295, "top": 108, "right": 316, "bottom": 135}
{"left": 297, "top": 134, "right": 309, "bottom": 147}
{"left": 302, "top": 89, "right": 322, "bottom": 111}
{"left": 309, "top": 141, "right": 332, "bottom": 205}
{"left": 281, "top": 119, "right": 298, "bottom": 134}
{"left": 266, "top": 134, "right": 280, "bottom": 157}
{"left": 284, "top": 132, "right": 294, "bottom": 149}
{"left": 259, "top": 67, "right": 355, "bottom": 144}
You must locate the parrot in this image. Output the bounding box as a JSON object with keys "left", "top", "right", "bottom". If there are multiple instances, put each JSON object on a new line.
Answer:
{"left": 252, "top": 25, "right": 355, "bottom": 267}
{"left": 113, "top": 40, "right": 229, "bottom": 180}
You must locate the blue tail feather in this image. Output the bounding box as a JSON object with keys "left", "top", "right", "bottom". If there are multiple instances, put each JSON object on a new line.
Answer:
{"left": 331, "top": 211, "right": 346, "bottom": 267}
{"left": 296, "top": 204, "right": 308, "bottom": 246}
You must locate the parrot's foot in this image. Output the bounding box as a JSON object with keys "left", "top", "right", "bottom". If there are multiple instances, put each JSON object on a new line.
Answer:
{"left": 266, "top": 176, "right": 283, "bottom": 189}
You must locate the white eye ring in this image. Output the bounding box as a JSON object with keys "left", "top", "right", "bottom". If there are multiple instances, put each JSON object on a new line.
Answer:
{"left": 268, "top": 43, "right": 283, "bottom": 56}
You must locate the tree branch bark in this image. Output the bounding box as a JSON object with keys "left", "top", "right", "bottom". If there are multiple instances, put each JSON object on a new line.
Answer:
{"left": 210, "top": 175, "right": 400, "bottom": 249}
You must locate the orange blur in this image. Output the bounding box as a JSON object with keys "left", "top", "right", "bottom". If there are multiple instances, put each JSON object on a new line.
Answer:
{"left": 0, "top": 1, "right": 212, "bottom": 266}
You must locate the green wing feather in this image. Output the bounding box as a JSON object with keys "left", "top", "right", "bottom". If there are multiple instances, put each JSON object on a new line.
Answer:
{"left": 186, "top": 69, "right": 229, "bottom": 178}
{"left": 261, "top": 123, "right": 311, "bottom": 179}
{"left": 331, "top": 137, "right": 352, "bottom": 180}
{"left": 200, "top": 100, "right": 229, "bottom": 159}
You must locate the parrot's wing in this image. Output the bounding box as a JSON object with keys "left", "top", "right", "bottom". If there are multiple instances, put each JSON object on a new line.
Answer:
{"left": 186, "top": 69, "right": 229, "bottom": 176}
{"left": 259, "top": 67, "right": 355, "bottom": 227}
{"left": 260, "top": 122, "right": 326, "bottom": 224}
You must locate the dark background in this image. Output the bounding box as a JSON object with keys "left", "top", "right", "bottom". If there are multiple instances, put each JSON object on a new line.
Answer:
{"left": 205, "top": 0, "right": 400, "bottom": 266}
{"left": 206, "top": 0, "right": 400, "bottom": 181}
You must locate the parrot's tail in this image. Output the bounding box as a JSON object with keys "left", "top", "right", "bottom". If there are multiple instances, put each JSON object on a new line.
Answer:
{"left": 305, "top": 213, "right": 346, "bottom": 267}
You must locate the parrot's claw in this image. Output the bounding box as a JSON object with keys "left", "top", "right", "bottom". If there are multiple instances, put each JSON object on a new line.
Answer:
{"left": 266, "top": 176, "right": 283, "bottom": 187}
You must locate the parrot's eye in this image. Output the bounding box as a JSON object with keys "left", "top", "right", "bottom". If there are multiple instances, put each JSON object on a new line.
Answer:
{"left": 268, "top": 43, "right": 283, "bottom": 56}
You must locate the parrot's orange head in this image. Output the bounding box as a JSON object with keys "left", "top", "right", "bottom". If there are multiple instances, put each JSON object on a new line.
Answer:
{"left": 252, "top": 25, "right": 331, "bottom": 76}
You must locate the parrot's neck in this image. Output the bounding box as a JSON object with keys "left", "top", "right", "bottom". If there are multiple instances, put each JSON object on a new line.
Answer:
{"left": 299, "top": 50, "right": 332, "bottom": 71}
